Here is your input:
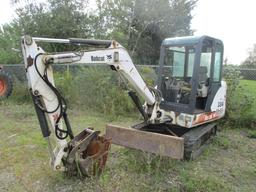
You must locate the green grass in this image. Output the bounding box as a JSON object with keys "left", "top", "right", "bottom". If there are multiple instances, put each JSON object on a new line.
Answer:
{"left": 1, "top": 102, "right": 256, "bottom": 191}
{"left": 225, "top": 79, "right": 256, "bottom": 127}
{"left": 239, "top": 80, "right": 256, "bottom": 116}
{"left": 240, "top": 79, "right": 256, "bottom": 95}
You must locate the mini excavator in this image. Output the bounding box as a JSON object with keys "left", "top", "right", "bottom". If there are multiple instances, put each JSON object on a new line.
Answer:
{"left": 21, "top": 35, "right": 226, "bottom": 176}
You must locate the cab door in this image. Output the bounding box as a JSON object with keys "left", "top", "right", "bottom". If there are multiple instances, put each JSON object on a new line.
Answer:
{"left": 193, "top": 38, "right": 223, "bottom": 112}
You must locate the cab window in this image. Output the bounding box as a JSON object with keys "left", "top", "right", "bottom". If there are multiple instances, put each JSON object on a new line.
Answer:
{"left": 200, "top": 40, "right": 213, "bottom": 77}
{"left": 213, "top": 43, "right": 223, "bottom": 82}
{"left": 164, "top": 46, "right": 195, "bottom": 78}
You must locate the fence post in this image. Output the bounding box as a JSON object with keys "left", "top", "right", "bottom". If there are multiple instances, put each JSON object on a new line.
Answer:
{"left": 67, "top": 64, "right": 70, "bottom": 77}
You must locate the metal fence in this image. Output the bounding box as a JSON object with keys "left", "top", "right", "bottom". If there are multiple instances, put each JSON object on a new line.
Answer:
{"left": 0, "top": 64, "right": 160, "bottom": 83}
{"left": 239, "top": 68, "right": 256, "bottom": 80}
{"left": 1, "top": 64, "right": 256, "bottom": 83}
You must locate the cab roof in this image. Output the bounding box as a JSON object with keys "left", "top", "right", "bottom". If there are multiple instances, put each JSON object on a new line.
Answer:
{"left": 162, "top": 35, "right": 223, "bottom": 47}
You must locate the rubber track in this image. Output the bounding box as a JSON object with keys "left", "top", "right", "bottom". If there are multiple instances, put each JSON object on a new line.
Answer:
{"left": 182, "top": 123, "right": 217, "bottom": 160}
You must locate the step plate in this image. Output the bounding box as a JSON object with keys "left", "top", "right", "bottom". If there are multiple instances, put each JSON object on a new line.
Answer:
{"left": 106, "top": 124, "right": 184, "bottom": 159}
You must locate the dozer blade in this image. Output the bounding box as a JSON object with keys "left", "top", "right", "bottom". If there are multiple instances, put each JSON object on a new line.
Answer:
{"left": 106, "top": 124, "right": 184, "bottom": 159}
{"left": 63, "top": 128, "right": 111, "bottom": 177}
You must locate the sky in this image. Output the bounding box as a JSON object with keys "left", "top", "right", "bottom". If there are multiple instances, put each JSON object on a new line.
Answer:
{"left": 191, "top": 0, "right": 256, "bottom": 64}
{"left": 1, "top": 0, "right": 256, "bottom": 64}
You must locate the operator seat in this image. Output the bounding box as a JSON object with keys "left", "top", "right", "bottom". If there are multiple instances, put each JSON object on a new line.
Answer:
{"left": 197, "top": 66, "right": 208, "bottom": 97}
{"left": 161, "top": 77, "right": 179, "bottom": 102}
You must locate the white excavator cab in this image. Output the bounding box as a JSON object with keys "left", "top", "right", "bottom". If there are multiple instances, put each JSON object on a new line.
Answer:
{"left": 158, "top": 36, "right": 225, "bottom": 115}
{"left": 107, "top": 36, "right": 227, "bottom": 160}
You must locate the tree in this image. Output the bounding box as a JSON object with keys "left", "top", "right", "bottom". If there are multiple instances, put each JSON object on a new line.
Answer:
{"left": 0, "top": 0, "right": 92, "bottom": 64}
{"left": 99, "top": 0, "right": 197, "bottom": 65}
{"left": 14, "top": 0, "right": 92, "bottom": 51}
{"left": 0, "top": 0, "right": 197, "bottom": 64}
{"left": 241, "top": 44, "right": 256, "bottom": 68}
{"left": 0, "top": 23, "right": 22, "bottom": 63}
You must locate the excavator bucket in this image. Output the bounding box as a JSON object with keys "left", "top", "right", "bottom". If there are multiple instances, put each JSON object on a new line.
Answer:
{"left": 64, "top": 128, "right": 111, "bottom": 177}
{"left": 106, "top": 124, "right": 184, "bottom": 159}
{"left": 0, "top": 67, "right": 13, "bottom": 100}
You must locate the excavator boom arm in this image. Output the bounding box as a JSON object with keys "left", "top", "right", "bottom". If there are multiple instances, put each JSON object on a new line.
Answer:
{"left": 21, "top": 35, "right": 156, "bottom": 174}
{"left": 26, "top": 36, "right": 155, "bottom": 105}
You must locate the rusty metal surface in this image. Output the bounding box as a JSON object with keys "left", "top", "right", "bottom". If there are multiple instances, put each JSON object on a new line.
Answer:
{"left": 27, "top": 55, "right": 34, "bottom": 68}
{"left": 64, "top": 128, "right": 111, "bottom": 177}
{"left": 106, "top": 124, "right": 184, "bottom": 159}
{"left": 79, "top": 135, "right": 111, "bottom": 176}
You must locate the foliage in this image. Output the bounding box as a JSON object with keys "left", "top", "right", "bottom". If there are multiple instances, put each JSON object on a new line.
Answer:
{"left": 0, "top": 0, "right": 196, "bottom": 64}
{"left": 0, "top": 0, "right": 94, "bottom": 64}
{"left": 0, "top": 23, "right": 22, "bottom": 64}
{"left": 53, "top": 66, "right": 135, "bottom": 119}
{"left": 75, "top": 67, "right": 135, "bottom": 117}
{"left": 54, "top": 70, "right": 79, "bottom": 106}
{"left": 137, "top": 66, "right": 157, "bottom": 86}
{"left": 247, "top": 129, "right": 256, "bottom": 138}
{"left": 6, "top": 64, "right": 157, "bottom": 119}
{"left": 34, "top": 67, "right": 135, "bottom": 119}
{"left": 6, "top": 77, "right": 30, "bottom": 103}
{"left": 223, "top": 65, "right": 255, "bottom": 127}
{"left": 241, "top": 44, "right": 256, "bottom": 68}
{"left": 53, "top": 66, "right": 158, "bottom": 119}
{"left": 14, "top": 0, "right": 90, "bottom": 38}
{"left": 101, "top": 0, "right": 197, "bottom": 64}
